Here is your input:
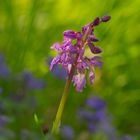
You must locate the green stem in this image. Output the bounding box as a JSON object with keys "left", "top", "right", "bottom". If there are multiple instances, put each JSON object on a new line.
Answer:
{"left": 51, "top": 66, "right": 75, "bottom": 135}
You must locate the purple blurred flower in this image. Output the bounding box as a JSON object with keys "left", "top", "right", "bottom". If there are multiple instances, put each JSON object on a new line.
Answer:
{"left": 60, "top": 125, "right": 74, "bottom": 140}
{"left": 86, "top": 96, "right": 106, "bottom": 110}
{"left": 78, "top": 109, "right": 96, "bottom": 122}
{"left": 88, "top": 123, "right": 96, "bottom": 133}
{"left": 0, "top": 115, "right": 11, "bottom": 127}
{"left": 50, "top": 16, "right": 110, "bottom": 92}
{"left": 77, "top": 96, "right": 119, "bottom": 140}
{"left": 0, "top": 54, "right": 10, "bottom": 79}
{"left": 22, "top": 71, "right": 46, "bottom": 90}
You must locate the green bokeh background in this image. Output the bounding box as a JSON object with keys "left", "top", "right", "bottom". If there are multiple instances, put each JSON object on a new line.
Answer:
{"left": 0, "top": 0, "right": 140, "bottom": 139}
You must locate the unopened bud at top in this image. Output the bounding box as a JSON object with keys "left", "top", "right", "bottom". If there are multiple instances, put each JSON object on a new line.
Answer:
{"left": 101, "top": 16, "right": 111, "bottom": 22}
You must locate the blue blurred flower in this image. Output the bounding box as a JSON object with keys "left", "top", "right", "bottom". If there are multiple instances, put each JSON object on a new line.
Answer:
{"left": 22, "top": 71, "right": 46, "bottom": 90}
{"left": 0, "top": 54, "right": 10, "bottom": 79}
{"left": 88, "top": 123, "right": 96, "bottom": 133}
{"left": 60, "top": 125, "right": 74, "bottom": 140}
{"left": 77, "top": 96, "right": 119, "bottom": 140}
{"left": 78, "top": 109, "right": 96, "bottom": 122}
{"left": 86, "top": 96, "right": 106, "bottom": 110}
{"left": 0, "top": 115, "right": 11, "bottom": 127}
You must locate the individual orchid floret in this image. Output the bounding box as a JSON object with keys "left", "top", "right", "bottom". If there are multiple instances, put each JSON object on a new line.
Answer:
{"left": 50, "top": 16, "right": 111, "bottom": 92}
{"left": 63, "top": 30, "right": 77, "bottom": 39}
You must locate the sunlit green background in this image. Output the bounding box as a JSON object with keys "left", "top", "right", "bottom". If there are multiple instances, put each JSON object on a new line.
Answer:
{"left": 0, "top": 0, "right": 140, "bottom": 139}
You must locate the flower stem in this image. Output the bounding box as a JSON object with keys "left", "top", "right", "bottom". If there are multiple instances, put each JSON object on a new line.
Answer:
{"left": 51, "top": 65, "right": 75, "bottom": 135}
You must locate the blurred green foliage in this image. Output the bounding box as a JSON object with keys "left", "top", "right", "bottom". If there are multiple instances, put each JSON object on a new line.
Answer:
{"left": 0, "top": 0, "right": 140, "bottom": 139}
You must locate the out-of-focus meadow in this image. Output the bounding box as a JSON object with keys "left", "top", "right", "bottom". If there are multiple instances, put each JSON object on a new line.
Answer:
{"left": 0, "top": 0, "right": 140, "bottom": 139}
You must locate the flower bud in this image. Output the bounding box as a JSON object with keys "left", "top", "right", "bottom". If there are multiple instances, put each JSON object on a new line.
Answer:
{"left": 101, "top": 16, "right": 111, "bottom": 22}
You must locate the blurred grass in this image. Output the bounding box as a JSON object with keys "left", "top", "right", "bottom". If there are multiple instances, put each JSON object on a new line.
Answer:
{"left": 0, "top": 0, "right": 140, "bottom": 139}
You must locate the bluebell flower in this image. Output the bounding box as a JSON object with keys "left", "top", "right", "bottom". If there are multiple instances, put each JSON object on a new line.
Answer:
{"left": 78, "top": 109, "right": 97, "bottom": 122}
{"left": 22, "top": 71, "right": 46, "bottom": 90}
{"left": 60, "top": 125, "right": 74, "bottom": 140}
{"left": 0, "top": 54, "right": 10, "bottom": 79}
{"left": 0, "top": 115, "right": 11, "bottom": 127}
{"left": 86, "top": 96, "right": 106, "bottom": 110}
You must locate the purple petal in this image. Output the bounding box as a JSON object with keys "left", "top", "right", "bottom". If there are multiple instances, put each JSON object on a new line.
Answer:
{"left": 50, "top": 42, "right": 62, "bottom": 51}
{"left": 82, "top": 24, "right": 90, "bottom": 33}
{"left": 72, "top": 74, "right": 86, "bottom": 92}
{"left": 101, "top": 16, "right": 111, "bottom": 22}
{"left": 50, "top": 56, "right": 60, "bottom": 70}
{"left": 69, "top": 45, "right": 78, "bottom": 53}
{"left": 63, "top": 30, "right": 77, "bottom": 39}
{"left": 63, "top": 37, "right": 72, "bottom": 46}
{"left": 76, "top": 62, "right": 87, "bottom": 73}
{"left": 90, "top": 57, "right": 103, "bottom": 67}
{"left": 76, "top": 32, "right": 83, "bottom": 40}
{"left": 89, "top": 71, "right": 95, "bottom": 84}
